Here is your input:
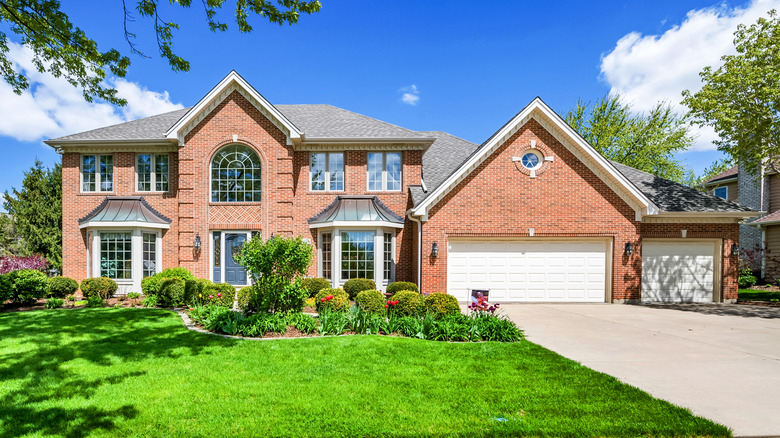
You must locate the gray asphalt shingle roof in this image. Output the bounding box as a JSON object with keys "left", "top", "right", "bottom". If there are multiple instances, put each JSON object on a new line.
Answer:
{"left": 417, "top": 131, "right": 482, "bottom": 195}
{"left": 275, "top": 105, "right": 427, "bottom": 140}
{"left": 51, "top": 108, "right": 190, "bottom": 142}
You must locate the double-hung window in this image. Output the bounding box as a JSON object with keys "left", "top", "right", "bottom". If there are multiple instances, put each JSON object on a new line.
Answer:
{"left": 367, "top": 152, "right": 401, "bottom": 191}
{"left": 82, "top": 155, "right": 113, "bottom": 192}
{"left": 137, "top": 154, "right": 169, "bottom": 192}
{"left": 310, "top": 152, "right": 344, "bottom": 191}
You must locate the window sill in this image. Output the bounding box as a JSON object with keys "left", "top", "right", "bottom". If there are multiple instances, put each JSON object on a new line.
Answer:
{"left": 79, "top": 191, "right": 114, "bottom": 195}
{"left": 366, "top": 191, "right": 404, "bottom": 194}
{"left": 209, "top": 202, "right": 262, "bottom": 206}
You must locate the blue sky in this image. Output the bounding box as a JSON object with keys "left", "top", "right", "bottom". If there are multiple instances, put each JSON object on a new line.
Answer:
{"left": 0, "top": 0, "right": 776, "bottom": 196}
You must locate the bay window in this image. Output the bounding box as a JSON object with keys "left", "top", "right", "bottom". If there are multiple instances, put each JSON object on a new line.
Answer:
{"left": 341, "top": 231, "right": 375, "bottom": 280}
{"left": 100, "top": 232, "right": 132, "bottom": 279}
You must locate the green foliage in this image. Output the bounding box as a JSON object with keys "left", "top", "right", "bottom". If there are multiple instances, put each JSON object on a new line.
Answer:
{"left": 682, "top": 158, "right": 735, "bottom": 190}
{"left": 185, "top": 278, "right": 213, "bottom": 305}
{"left": 237, "top": 285, "right": 255, "bottom": 313}
{"left": 45, "top": 297, "right": 64, "bottom": 309}
{"left": 7, "top": 268, "right": 48, "bottom": 304}
{"left": 85, "top": 295, "right": 105, "bottom": 308}
{"left": 0, "top": 273, "right": 10, "bottom": 303}
{"left": 0, "top": 213, "right": 29, "bottom": 257}
{"left": 141, "top": 294, "right": 158, "bottom": 308}
{"left": 79, "top": 277, "right": 118, "bottom": 299}
{"left": 127, "top": 292, "right": 141, "bottom": 299}
{"left": 468, "top": 312, "right": 524, "bottom": 342}
{"left": 301, "top": 277, "right": 331, "bottom": 297}
{"left": 237, "top": 312, "right": 287, "bottom": 337}
{"left": 47, "top": 276, "right": 78, "bottom": 298}
{"left": 143, "top": 267, "right": 195, "bottom": 296}
{"left": 284, "top": 312, "right": 318, "bottom": 334}
{"left": 565, "top": 95, "right": 693, "bottom": 183}
{"left": 738, "top": 269, "right": 758, "bottom": 288}
{"left": 390, "top": 290, "right": 425, "bottom": 317}
{"left": 682, "top": 10, "right": 780, "bottom": 178}
{"left": 2, "top": 161, "right": 61, "bottom": 268}
{"left": 343, "top": 278, "right": 376, "bottom": 299}
{"left": 157, "top": 277, "right": 186, "bottom": 307}
{"left": 425, "top": 292, "right": 461, "bottom": 318}
{"left": 354, "top": 289, "right": 386, "bottom": 315}
{"left": 318, "top": 307, "right": 351, "bottom": 335}
{"left": 739, "top": 290, "right": 780, "bottom": 300}
{"left": 314, "top": 287, "right": 349, "bottom": 313}
{"left": 239, "top": 235, "right": 312, "bottom": 313}
{"left": 202, "top": 283, "right": 236, "bottom": 308}
{"left": 348, "top": 306, "right": 384, "bottom": 335}
{"left": 386, "top": 281, "right": 418, "bottom": 295}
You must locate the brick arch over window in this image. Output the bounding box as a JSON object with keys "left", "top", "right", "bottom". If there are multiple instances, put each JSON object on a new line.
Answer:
{"left": 210, "top": 144, "right": 262, "bottom": 202}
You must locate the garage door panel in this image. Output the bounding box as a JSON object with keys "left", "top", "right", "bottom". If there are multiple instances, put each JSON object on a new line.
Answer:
{"left": 642, "top": 241, "right": 716, "bottom": 303}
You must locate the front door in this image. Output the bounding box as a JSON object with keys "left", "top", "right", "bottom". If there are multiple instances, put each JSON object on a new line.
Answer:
{"left": 224, "top": 233, "right": 247, "bottom": 285}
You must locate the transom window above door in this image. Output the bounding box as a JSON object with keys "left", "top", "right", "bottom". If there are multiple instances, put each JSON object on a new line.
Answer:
{"left": 310, "top": 152, "right": 344, "bottom": 191}
{"left": 211, "top": 144, "right": 262, "bottom": 202}
{"left": 368, "top": 152, "right": 402, "bottom": 191}
{"left": 137, "top": 154, "right": 169, "bottom": 192}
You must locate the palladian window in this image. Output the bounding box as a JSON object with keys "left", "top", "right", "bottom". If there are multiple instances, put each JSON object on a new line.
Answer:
{"left": 211, "top": 144, "right": 262, "bottom": 202}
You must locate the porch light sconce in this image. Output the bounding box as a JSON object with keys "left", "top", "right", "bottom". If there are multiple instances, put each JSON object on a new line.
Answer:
{"left": 194, "top": 234, "right": 201, "bottom": 251}
{"left": 431, "top": 242, "right": 439, "bottom": 258}
{"left": 270, "top": 233, "right": 275, "bottom": 241}
{"left": 625, "top": 242, "right": 633, "bottom": 256}
{"left": 731, "top": 243, "right": 739, "bottom": 256}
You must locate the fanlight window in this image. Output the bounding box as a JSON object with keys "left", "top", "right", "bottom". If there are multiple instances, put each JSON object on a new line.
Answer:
{"left": 211, "top": 145, "right": 262, "bottom": 202}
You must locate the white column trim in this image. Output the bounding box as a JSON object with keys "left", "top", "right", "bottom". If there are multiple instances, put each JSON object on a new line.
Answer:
{"left": 374, "top": 229, "right": 383, "bottom": 289}
{"left": 131, "top": 229, "right": 143, "bottom": 292}
{"left": 91, "top": 231, "right": 100, "bottom": 278}
{"left": 333, "top": 228, "right": 341, "bottom": 288}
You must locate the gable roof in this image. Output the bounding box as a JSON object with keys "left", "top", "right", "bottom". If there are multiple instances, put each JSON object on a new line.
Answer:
{"left": 703, "top": 165, "right": 739, "bottom": 185}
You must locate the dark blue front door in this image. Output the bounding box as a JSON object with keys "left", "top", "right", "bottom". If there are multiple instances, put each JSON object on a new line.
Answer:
{"left": 224, "top": 233, "right": 247, "bottom": 285}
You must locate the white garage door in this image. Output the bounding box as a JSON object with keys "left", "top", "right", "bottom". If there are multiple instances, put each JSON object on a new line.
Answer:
{"left": 641, "top": 241, "right": 717, "bottom": 303}
{"left": 447, "top": 239, "right": 608, "bottom": 302}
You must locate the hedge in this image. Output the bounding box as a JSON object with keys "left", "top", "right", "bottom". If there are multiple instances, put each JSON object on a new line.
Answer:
{"left": 386, "top": 281, "right": 419, "bottom": 295}
{"left": 425, "top": 292, "right": 461, "bottom": 318}
{"left": 389, "top": 290, "right": 425, "bottom": 317}
{"left": 47, "top": 276, "right": 79, "bottom": 298}
{"left": 158, "top": 277, "right": 186, "bottom": 306}
{"left": 80, "top": 277, "right": 118, "bottom": 299}
{"left": 301, "top": 277, "right": 331, "bottom": 298}
{"left": 343, "top": 278, "right": 376, "bottom": 300}
{"left": 315, "top": 287, "right": 350, "bottom": 313}
{"left": 355, "top": 289, "right": 386, "bottom": 315}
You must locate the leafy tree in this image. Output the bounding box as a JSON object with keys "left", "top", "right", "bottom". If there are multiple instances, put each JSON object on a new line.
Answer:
{"left": 565, "top": 94, "right": 693, "bottom": 183}
{"left": 680, "top": 158, "right": 735, "bottom": 190}
{"left": 0, "top": 0, "right": 322, "bottom": 105}
{"left": 682, "top": 9, "right": 780, "bottom": 178}
{"left": 3, "top": 160, "right": 62, "bottom": 269}
{"left": 0, "top": 212, "right": 29, "bottom": 256}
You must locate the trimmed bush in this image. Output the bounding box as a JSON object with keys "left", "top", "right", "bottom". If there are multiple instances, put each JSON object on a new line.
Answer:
{"left": 47, "top": 276, "right": 79, "bottom": 298}
{"left": 355, "top": 289, "right": 387, "bottom": 315}
{"left": 7, "top": 269, "right": 49, "bottom": 304}
{"left": 425, "top": 292, "right": 461, "bottom": 318}
{"left": 85, "top": 295, "right": 105, "bottom": 308}
{"left": 315, "top": 287, "right": 350, "bottom": 313}
{"left": 237, "top": 285, "right": 255, "bottom": 312}
{"left": 386, "top": 281, "right": 419, "bottom": 295}
{"left": 157, "top": 277, "right": 186, "bottom": 306}
{"left": 143, "top": 267, "right": 196, "bottom": 296}
{"left": 390, "top": 290, "right": 425, "bottom": 317}
{"left": 184, "top": 278, "right": 213, "bottom": 305}
{"left": 80, "top": 277, "right": 118, "bottom": 299}
{"left": 0, "top": 274, "right": 12, "bottom": 303}
{"left": 343, "top": 278, "right": 376, "bottom": 300}
{"left": 301, "top": 277, "right": 331, "bottom": 298}
{"left": 46, "top": 297, "right": 65, "bottom": 309}
{"left": 203, "top": 283, "right": 236, "bottom": 308}
{"left": 738, "top": 268, "right": 757, "bottom": 288}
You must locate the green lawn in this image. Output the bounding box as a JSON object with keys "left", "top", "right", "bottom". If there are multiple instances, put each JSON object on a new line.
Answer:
{"left": 0, "top": 308, "right": 729, "bottom": 437}
{"left": 738, "top": 289, "right": 780, "bottom": 301}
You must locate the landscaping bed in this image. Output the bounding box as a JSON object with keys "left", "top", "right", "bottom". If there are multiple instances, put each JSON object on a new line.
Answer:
{"left": 738, "top": 288, "right": 780, "bottom": 303}
{"left": 0, "top": 308, "right": 730, "bottom": 437}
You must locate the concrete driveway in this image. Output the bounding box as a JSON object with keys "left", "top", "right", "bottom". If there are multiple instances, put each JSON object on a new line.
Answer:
{"left": 501, "top": 303, "right": 780, "bottom": 437}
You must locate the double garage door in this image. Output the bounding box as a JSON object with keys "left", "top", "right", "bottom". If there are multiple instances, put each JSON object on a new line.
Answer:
{"left": 447, "top": 238, "right": 718, "bottom": 303}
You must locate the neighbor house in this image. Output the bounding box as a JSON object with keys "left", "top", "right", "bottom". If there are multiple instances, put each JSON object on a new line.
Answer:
{"left": 46, "top": 71, "right": 759, "bottom": 303}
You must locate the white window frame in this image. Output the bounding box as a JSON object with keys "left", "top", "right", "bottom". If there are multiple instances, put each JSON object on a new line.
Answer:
{"left": 309, "top": 152, "right": 344, "bottom": 192}
{"left": 81, "top": 154, "right": 114, "bottom": 193}
{"left": 136, "top": 153, "right": 170, "bottom": 193}
{"left": 210, "top": 230, "right": 253, "bottom": 286}
{"left": 319, "top": 228, "right": 395, "bottom": 289}
{"left": 88, "top": 228, "right": 162, "bottom": 293}
{"left": 367, "top": 152, "right": 402, "bottom": 192}
{"left": 713, "top": 186, "right": 728, "bottom": 199}
{"left": 520, "top": 149, "right": 544, "bottom": 170}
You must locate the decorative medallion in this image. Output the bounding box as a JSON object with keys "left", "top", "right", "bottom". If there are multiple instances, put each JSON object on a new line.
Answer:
{"left": 511, "top": 139, "right": 554, "bottom": 178}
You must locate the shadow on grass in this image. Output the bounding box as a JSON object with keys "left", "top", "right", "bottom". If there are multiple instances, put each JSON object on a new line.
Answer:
{"left": 0, "top": 308, "right": 227, "bottom": 437}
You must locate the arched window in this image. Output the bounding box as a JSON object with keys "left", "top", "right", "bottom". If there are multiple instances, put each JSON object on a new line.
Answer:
{"left": 211, "top": 144, "right": 262, "bottom": 202}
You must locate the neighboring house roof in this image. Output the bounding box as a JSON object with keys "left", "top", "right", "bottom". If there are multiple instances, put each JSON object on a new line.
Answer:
{"left": 751, "top": 209, "right": 780, "bottom": 227}
{"left": 703, "top": 165, "right": 739, "bottom": 185}
{"left": 308, "top": 195, "right": 405, "bottom": 229}
{"left": 79, "top": 196, "right": 171, "bottom": 229}
{"left": 610, "top": 162, "right": 753, "bottom": 213}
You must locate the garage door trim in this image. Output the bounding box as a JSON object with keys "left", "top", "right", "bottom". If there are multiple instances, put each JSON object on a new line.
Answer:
{"left": 641, "top": 238, "right": 723, "bottom": 303}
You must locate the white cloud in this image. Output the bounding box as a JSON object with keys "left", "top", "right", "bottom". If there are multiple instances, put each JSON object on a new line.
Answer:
{"left": 399, "top": 84, "right": 420, "bottom": 105}
{"left": 600, "top": 0, "right": 780, "bottom": 151}
{"left": 0, "top": 42, "right": 183, "bottom": 142}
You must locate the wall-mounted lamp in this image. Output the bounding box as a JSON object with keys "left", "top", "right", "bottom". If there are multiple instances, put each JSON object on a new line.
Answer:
{"left": 625, "top": 242, "right": 633, "bottom": 256}
{"left": 194, "top": 234, "right": 201, "bottom": 251}
{"left": 731, "top": 243, "right": 739, "bottom": 256}
{"left": 269, "top": 233, "right": 275, "bottom": 241}
{"left": 431, "top": 242, "right": 439, "bottom": 258}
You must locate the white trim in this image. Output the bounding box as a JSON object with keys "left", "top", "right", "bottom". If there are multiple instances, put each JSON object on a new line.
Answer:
{"left": 309, "top": 220, "right": 405, "bottom": 229}
{"left": 80, "top": 153, "right": 114, "bottom": 194}
{"left": 367, "top": 152, "right": 403, "bottom": 192}
{"left": 165, "top": 71, "right": 303, "bottom": 147}
{"left": 703, "top": 177, "right": 738, "bottom": 186}
{"left": 411, "top": 98, "right": 658, "bottom": 219}
{"left": 210, "top": 230, "right": 252, "bottom": 286}
{"left": 713, "top": 186, "right": 728, "bottom": 200}
{"left": 135, "top": 153, "right": 170, "bottom": 193}
{"left": 80, "top": 221, "right": 170, "bottom": 230}
{"left": 309, "top": 152, "right": 345, "bottom": 192}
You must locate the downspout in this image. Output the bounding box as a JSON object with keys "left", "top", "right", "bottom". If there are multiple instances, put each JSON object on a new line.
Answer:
{"left": 408, "top": 214, "right": 423, "bottom": 288}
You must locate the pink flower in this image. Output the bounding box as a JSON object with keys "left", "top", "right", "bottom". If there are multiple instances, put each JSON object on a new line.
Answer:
{"left": 209, "top": 295, "right": 213, "bottom": 299}
{"left": 217, "top": 293, "right": 221, "bottom": 298}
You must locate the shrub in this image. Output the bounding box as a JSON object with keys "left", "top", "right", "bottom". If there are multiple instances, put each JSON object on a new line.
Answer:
{"left": 343, "top": 278, "right": 376, "bottom": 299}
{"left": 237, "top": 285, "right": 255, "bottom": 312}
{"left": 7, "top": 269, "right": 49, "bottom": 304}
{"left": 127, "top": 292, "right": 141, "bottom": 299}
{"left": 0, "top": 254, "right": 48, "bottom": 274}
{"left": 202, "top": 283, "right": 236, "bottom": 308}
{"left": 239, "top": 235, "right": 313, "bottom": 314}
{"left": 469, "top": 313, "right": 523, "bottom": 342}
{"left": 389, "top": 290, "right": 425, "bottom": 317}
{"left": 45, "top": 297, "right": 65, "bottom": 309}
{"left": 425, "top": 292, "right": 461, "bottom": 318}
{"left": 234, "top": 312, "right": 287, "bottom": 337}
{"left": 184, "top": 278, "right": 213, "bottom": 305}
{"left": 386, "top": 281, "right": 418, "bottom": 295}
{"left": 738, "top": 268, "right": 757, "bottom": 288}
{"left": 80, "top": 277, "right": 118, "bottom": 299}
{"left": 354, "top": 289, "right": 386, "bottom": 315}
{"left": 143, "top": 267, "right": 195, "bottom": 296}
{"left": 348, "top": 306, "right": 383, "bottom": 334}
{"left": 47, "top": 276, "right": 79, "bottom": 298}
{"left": 301, "top": 277, "right": 331, "bottom": 298}
{"left": 85, "top": 295, "right": 105, "bottom": 308}
{"left": 141, "top": 294, "right": 158, "bottom": 308}
{"left": 0, "top": 274, "right": 10, "bottom": 303}
{"left": 285, "top": 312, "right": 318, "bottom": 334}
{"left": 157, "top": 277, "right": 186, "bottom": 306}
{"left": 314, "top": 287, "right": 350, "bottom": 313}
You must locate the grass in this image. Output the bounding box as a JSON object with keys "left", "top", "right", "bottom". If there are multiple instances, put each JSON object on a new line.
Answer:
{"left": 738, "top": 289, "right": 780, "bottom": 301}
{"left": 0, "top": 308, "right": 729, "bottom": 437}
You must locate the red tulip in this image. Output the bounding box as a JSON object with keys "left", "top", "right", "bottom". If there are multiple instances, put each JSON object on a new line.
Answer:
{"left": 217, "top": 293, "right": 221, "bottom": 298}
{"left": 384, "top": 304, "right": 388, "bottom": 308}
{"left": 326, "top": 295, "right": 334, "bottom": 301}
{"left": 320, "top": 298, "right": 326, "bottom": 302}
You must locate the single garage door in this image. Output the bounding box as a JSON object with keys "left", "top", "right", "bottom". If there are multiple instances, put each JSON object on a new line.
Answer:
{"left": 641, "top": 240, "right": 717, "bottom": 303}
{"left": 447, "top": 239, "right": 608, "bottom": 302}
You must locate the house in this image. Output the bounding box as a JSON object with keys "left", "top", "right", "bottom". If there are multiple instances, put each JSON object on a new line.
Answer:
{"left": 45, "top": 71, "right": 759, "bottom": 303}
{"left": 703, "top": 164, "right": 779, "bottom": 277}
